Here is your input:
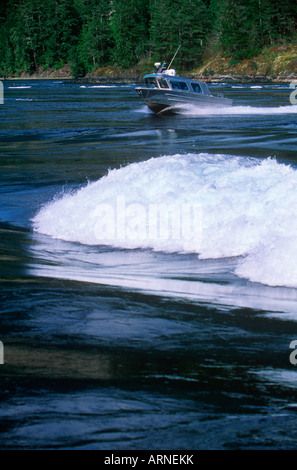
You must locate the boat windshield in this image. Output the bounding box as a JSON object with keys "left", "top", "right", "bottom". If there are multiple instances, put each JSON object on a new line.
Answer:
{"left": 158, "top": 78, "right": 169, "bottom": 89}
{"left": 145, "top": 77, "right": 158, "bottom": 88}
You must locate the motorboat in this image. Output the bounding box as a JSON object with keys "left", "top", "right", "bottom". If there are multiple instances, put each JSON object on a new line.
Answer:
{"left": 135, "top": 61, "right": 232, "bottom": 115}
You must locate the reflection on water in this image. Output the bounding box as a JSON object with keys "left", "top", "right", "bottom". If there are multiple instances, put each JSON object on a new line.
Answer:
{"left": 3, "top": 341, "right": 112, "bottom": 380}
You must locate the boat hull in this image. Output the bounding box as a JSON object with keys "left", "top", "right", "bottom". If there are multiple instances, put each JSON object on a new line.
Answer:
{"left": 135, "top": 87, "right": 232, "bottom": 115}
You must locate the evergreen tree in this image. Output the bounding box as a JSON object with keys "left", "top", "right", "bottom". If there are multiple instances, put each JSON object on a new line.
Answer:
{"left": 218, "top": 0, "right": 297, "bottom": 59}
{"left": 219, "top": 0, "right": 261, "bottom": 60}
{"left": 111, "top": 0, "right": 150, "bottom": 67}
{"left": 0, "top": 0, "right": 296, "bottom": 76}
{"left": 150, "top": 0, "right": 211, "bottom": 70}
{"left": 53, "top": 0, "right": 80, "bottom": 66}
{"left": 73, "top": 0, "right": 113, "bottom": 74}
{"left": 175, "top": 0, "right": 212, "bottom": 69}
{"left": 259, "top": 0, "right": 297, "bottom": 44}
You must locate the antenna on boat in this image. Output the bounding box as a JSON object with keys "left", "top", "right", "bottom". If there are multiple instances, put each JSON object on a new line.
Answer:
{"left": 167, "top": 44, "right": 181, "bottom": 70}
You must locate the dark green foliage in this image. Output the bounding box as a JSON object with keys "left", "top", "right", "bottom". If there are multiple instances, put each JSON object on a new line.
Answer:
{"left": 219, "top": 0, "right": 262, "bottom": 59}
{"left": 150, "top": 0, "right": 211, "bottom": 70}
{"left": 74, "top": 0, "right": 113, "bottom": 72}
{"left": 0, "top": 0, "right": 80, "bottom": 75}
{"left": 217, "top": 0, "right": 297, "bottom": 59}
{"left": 0, "top": 0, "right": 296, "bottom": 76}
{"left": 111, "top": 0, "right": 150, "bottom": 67}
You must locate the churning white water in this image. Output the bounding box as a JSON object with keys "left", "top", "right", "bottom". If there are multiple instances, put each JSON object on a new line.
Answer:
{"left": 33, "top": 153, "right": 297, "bottom": 288}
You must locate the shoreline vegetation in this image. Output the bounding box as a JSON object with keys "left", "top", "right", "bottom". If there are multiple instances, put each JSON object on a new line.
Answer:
{"left": 3, "top": 44, "right": 297, "bottom": 84}
{"left": 1, "top": 0, "right": 297, "bottom": 84}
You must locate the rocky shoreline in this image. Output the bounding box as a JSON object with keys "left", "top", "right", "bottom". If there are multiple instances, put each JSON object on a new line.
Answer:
{"left": 2, "top": 59, "right": 297, "bottom": 85}
{"left": 2, "top": 43, "right": 297, "bottom": 84}
{"left": 3, "top": 70, "right": 296, "bottom": 84}
{"left": 3, "top": 73, "right": 296, "bottom": 84}
{"left": 75, "top": 71, "right": 297, "bottom": 84}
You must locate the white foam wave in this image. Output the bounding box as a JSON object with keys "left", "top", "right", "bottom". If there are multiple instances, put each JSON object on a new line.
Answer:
{"left": 90, "top": 85, "right": 117, "bottom": 88}
{"left": 9, "top": 86, "right": 32, "bottom": 89}
{"left": 231, "top": 85, "right": 262, "bottom": 89}
{"left": 80, "top": 85, "right": 118, "bottom": 89}
{"left": 32, "top": 153, "right": 297, "bottom": 288}
{"left": 183, "top": 104, "right": 297, "bottom": 115}
{"left": 135, "top": 105, "right": 154, "bottom": 114}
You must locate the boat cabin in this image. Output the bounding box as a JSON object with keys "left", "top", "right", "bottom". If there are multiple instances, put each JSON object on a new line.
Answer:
{"left": 143, "top": 73, "right": 211, "bottom": 96}
{"left": 135, "top": 59, "right": 231, "bottom": 114}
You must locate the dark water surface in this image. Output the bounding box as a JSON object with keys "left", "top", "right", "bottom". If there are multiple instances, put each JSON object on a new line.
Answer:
{"left": 1, "top": 79, "right": 297, "bottom": 449}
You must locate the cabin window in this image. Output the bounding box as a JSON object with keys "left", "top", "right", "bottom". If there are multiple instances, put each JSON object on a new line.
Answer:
{"left": 191, "top": 83, "right": 202, "bottom": 93}
{"left": 179, "top": 81, "right": 188, "bottom": 90}
{"left": 158, "top": 78, "right": 169, "bottom": 89}
{"left": 170, "top": 81, "right": 180, "bottom": 90}
{"left": 170, "top": 80, "right": 188, "bottom": 90}
{"left": 145, "top": 78, "right": 158, "bottom": 88}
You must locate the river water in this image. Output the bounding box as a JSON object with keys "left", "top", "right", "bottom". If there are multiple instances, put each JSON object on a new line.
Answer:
{"left": 1, "top": 79, "right": 297, "bottom": 450}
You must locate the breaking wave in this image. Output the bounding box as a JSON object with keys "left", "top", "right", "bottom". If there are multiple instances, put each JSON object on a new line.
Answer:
{"left": 32, "top": 153, "right": 297, "bottom": 288}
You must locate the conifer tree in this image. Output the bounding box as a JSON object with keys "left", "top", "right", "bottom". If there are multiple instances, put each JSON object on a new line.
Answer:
{"left": 110, "top": 0, "right": 150, "bottom": 67}
{"left": 0, "top": 0, "right": 296, "bottom": 76}
{"left": 150, "top": 0, "right": 211, "bottom": 70}
{"left": 74, "top": 0, "right": 113, "bottom": 74}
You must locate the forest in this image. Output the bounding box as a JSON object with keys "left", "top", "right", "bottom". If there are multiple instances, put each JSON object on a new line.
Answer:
{"left": 0, "top": 0, "right": 296, "bottom": 77}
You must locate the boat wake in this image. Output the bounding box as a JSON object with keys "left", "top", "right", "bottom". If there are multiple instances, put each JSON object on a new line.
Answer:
{"left": 32, "top": 153, "right": 297, "bottom": 290}
{"left": 181, "top": 103, "right": 297, "bottom": 116}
